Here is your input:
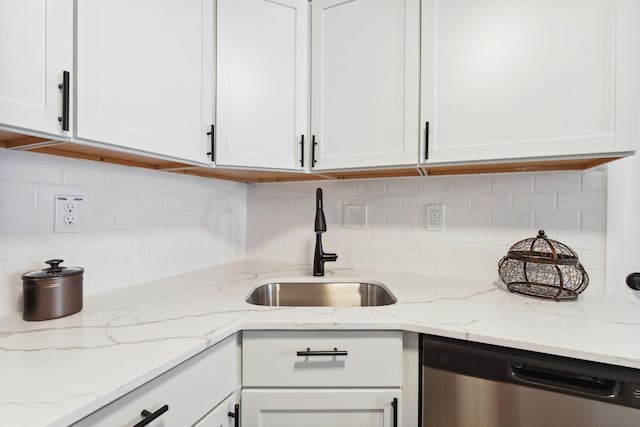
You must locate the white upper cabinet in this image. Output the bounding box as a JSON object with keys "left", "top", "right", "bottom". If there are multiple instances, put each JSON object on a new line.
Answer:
{"left": 0, "top": 0, "right": 73, "bottom": 137}
{"left": 216, "top": 0, "right": 308, "bottom": 170}
{"left": 310, "top": 0, "right": 421, "bottom": 171}
{"left": 76, "top": 0, "right": 214, "bottom": 165}
{"left": 421, "top": 0, "right": 640, "bottom": 165}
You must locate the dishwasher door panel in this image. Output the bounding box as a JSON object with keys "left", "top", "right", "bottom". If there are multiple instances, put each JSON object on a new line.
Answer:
{"left": 423, "top": 367, "right": 640, "bottom": 427}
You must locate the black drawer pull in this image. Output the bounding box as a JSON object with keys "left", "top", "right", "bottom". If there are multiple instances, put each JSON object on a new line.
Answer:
{"left": 424, "top": 121, "right": 430, "bottom": 160}
{"left": 300, "top": 134, "right": 305, "bottom": 168}
{"left": 206, "top": 124, "right": 215, "bottom": 161}
{"left": 133, "top": 404, "right": 168, "bottom": 427}
{"left": 227, "top": 403, "right": 240, "bottom": 427}
{"left": 58, "top": 70, "right": 70, "bottom": 131}
{"left": 311, "top": 135, "right": 318, "bottom": 167}
{"left": 296, "top": 347, "right": 348, "bottom": 357}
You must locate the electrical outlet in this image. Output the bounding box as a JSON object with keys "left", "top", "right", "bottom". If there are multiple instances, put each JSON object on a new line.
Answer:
{"left": 426, "top": 204, "right": 445, "bottom": 231}
{"left": 54, "top": 195, "right": 84, "bottom": 233}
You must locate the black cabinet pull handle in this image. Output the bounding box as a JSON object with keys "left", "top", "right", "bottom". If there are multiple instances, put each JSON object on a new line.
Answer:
{"left": 206, "top": 124, "right": 215, "bottom": 161}
{"left": 424, "top": 121, "right": 430, "bottom": 161}
{"left": 311, "top": 135, "right": 318, "bottom": 168}
{"left": 132, "top": 404, "right": 168, "bottom": 427}
{"left": 227, "top": 403, "right": 240, "bottom": 427}
{"left": 58, "top": 71, "right": 70, "bottom": 131}
{"left": 626, "top": 273, "right": 640, "bottom": 290}
{"left": 391, "top": 397, "right": 398, "bottom": 427}
{"left": 300, "top": 134, "right": 305, "bottom": 168}
{"left": 296, "top": 347, "right": 348, "bottom": 357}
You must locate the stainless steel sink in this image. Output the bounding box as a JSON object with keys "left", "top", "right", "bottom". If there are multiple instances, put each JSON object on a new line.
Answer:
{"left": 246, "top": 281, "right": 397, "bottom": 307}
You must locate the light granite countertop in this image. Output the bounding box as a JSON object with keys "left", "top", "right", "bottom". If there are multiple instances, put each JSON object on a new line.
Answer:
{"left": 2, "top": 260, "right": 640, "bottom": 427}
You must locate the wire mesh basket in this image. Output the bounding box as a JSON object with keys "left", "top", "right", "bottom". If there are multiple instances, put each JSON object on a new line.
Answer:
{"left": 498, "top": 230, "right": 589, "bottom": 300}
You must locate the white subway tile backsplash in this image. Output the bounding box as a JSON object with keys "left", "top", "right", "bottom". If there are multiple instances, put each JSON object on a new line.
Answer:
{"left": 288, "top": 197, "right": 315, "bottom": 211}
{"left": 581, "top": 211, "right": 606, "bottom": 231}
{"left": 491, "top": 211, "right": 533, "bottom": 228}
{"left": 557, "top": 192, "right": 606, "bottom": 211}
{"left": 0, "top": 147, "right": 609, "bottom": 313}
{"left": 402, "top": 195, "right": 436, "bottom": 209}
{"left": 450, "top": 211, "right": 491, "bottom": 227}
{"left": 534, "top": 210, "right": 580, "bottom": 230}
{"left": 247, "top": 170, "right": 606, "bottom": 290}
{"left": 534, "top": 172, "right": 580, "bottom": 192}
{"left": 512, "top": 193, "right": 556, "bottom": 210}
{"left": 435, "top": 193, "right": 471, "bottom": 210}
{"left": 353, "top": 180, "right": 386, "bottom": 195}
{"left": 386, "top": 179, "right": 418, "bottom": 195}
{"left": 471, "top": 193, "right": 511, "bottom": 211}
{"left": 64, "top": 166, "right": 114, "bottom": 188}
{"left": 368, "top": 211, "right": 385, "bottom": 225}
{"left": 452, "top": 175, "right": 492, "bottom": 193}
{"left": 92, "top": 188, "right": 136, "bottom": 209}
{"left": 371, "top": 196, "right": 402, "bottom": 210}
{"left": 492, "top": 174, "right": 533, "bottom": 193}
{"left": 0, "top": 208, "right": 52, "bottom": 234}
{"left": 555, "top": 230, "right": 605, "bottom": 251}
{"left": 387, "top": 211, "right": 419, "bottom": 227}
{"left": 418, "top": 177, "right": 453, "bottom": 194}
{"left": 135, "top": 191, "right": 168, "bottom": 210}
{"left": 0, "top": 182, "right": 35, "bottom": 208}
{"left": 0, "top": 148, "right": 246, "bottom": 316}
{"left": 581, "top": 169, "right": 606, "bottom": 192}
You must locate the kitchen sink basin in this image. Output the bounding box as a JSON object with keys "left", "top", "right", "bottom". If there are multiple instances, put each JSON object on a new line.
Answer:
{"left": 246, "top": 281, "right": 397, "bottom": 307}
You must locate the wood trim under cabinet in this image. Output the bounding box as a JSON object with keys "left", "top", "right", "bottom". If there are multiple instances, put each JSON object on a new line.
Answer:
{"left": 0, "top": 129, "right": 623, "bottom": 183}
{"left": 423, "top": 157, "right": 618, "bottom": 176}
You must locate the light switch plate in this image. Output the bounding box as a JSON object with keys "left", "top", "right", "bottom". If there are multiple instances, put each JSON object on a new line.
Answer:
{"left": 343, "top": 204, "right": 368, "bottom": 228}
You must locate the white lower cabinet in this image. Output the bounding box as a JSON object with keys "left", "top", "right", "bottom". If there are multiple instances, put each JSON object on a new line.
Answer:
{"left": 242, "top": 330, "right": 404, "bottom": 426}
{"left": 241, "top": 389, "right": 401, "bottom": 427}
{"left": 194, "top": 392, "right": 240, "bottom": 427}
{"left": 71, "top": 334, "right": 240, "bottom": 427}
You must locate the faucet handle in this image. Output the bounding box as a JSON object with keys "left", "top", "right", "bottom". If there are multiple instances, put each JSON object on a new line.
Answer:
{"left": 323, "top": 252, "right": 338, "bottom": 262}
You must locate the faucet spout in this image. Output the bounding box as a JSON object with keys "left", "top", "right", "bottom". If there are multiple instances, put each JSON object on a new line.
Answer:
{"left": 315, "top": 188, "right": 327, "bottom": 233}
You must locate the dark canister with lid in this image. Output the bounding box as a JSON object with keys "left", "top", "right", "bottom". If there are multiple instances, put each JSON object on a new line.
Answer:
{"left": 22, "top": 259, "right": 84, "bottom": 321}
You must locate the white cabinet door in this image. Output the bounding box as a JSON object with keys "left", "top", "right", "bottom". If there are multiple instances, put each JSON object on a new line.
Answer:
{"left": 421, "top": 0, "right": 639, "bottom": 165}
{"left": 242, "top": 389, "right": 401, "bottom": 427}
{"left": 72, "top": 334, "right": 240, "bottom": 427}
{"left": 310, "top": 0, "right": 420, "bottom": 171}
{"left": 0, "top": 0, "right": 72, "bottom": 137}
{"left": 216, "top": 0, "right": 308, "bottom": 170}
{"left": 194, "top": 393, "right": 239, "bottom": 427}
{"left": 76, "top": 0, "right": 214, "bottom": 165}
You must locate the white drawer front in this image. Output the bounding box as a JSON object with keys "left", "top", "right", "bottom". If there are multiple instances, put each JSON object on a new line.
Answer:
{"left": 243, "top": 330, "right": 402, "bottom": 387}
{"left": 72, "top": 334, "right": 240, "bottom": 427}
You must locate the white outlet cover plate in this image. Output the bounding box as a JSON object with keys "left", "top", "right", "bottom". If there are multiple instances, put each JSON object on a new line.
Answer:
{"left": 54, "top": 195, "right": 84, "bottom": 233}
{"left": 343, "top": 204, "right": 368, "bottom": 229}
{"left": 425, "top": 204, "right": 445, "bottom": 231}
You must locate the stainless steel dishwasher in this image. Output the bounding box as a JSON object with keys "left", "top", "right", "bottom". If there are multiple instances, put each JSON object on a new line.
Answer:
{"left": 421, "top": 334, "right": 640, "bottom": 427}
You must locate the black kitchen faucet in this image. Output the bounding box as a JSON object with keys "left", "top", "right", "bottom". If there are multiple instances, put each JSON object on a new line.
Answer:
{"left": 313, "top": 188, "right": 337, "bottom": 276}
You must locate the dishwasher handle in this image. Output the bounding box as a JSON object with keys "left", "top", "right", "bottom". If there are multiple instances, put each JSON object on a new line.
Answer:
{"left": 511, "top": 362, "right": 618, "bottom": 398}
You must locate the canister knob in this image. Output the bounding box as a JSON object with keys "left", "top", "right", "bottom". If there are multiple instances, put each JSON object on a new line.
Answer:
{"left": 45, "top": 259, "right": 64, "bottom": 271}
